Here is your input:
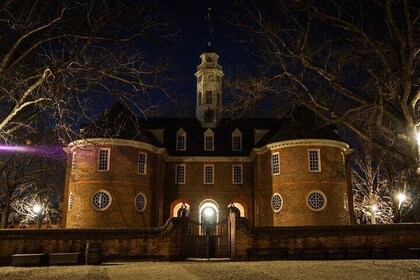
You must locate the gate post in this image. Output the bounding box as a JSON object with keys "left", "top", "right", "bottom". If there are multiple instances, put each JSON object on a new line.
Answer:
{"left": 229, "top": 211, "right": 236, "bottom": 260}
{"left": 181, "top": 215, "right": 188, "bottom": 260}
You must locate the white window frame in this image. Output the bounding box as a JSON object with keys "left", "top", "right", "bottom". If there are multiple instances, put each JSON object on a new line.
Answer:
{"left": 91, "top": 189, "right": 112, "bottom": 211}
{"left": 232, "top": 128, "right": 242, "bottom": 151}
{"left": 71, "top": 151, "right": 76, "bottom": 175}
{"left": 204, "top": 129, "right": 214, "bottom": 151}
{"left": 204, "top": 164, "right": 214, "bottom": 184}
{"left": 232, "top": 164, "right": 243, "bottom": 184}
{"left": 175, "top": 164, "right": 186, "bottom": 184}
{"left": 134, "top": 192, "right": 147, "bottom": 212}
{"left": 138, "top": 152, "right": 147, "bottom": 175}
{"left": 308, "top": 149, "right": 321, "bottom": 172}
{"left": 306, "top": 190, "right": 327, "bottom": 211}
{"left": 271, "top": 193, "right": 283, "bottom": 213}
{"left": 176, "top": 128, "right": 187, "bottom": 151}
{"left": 272, "top": 152, "right": 280, "bottom": 175}
{"left": 97, "top": 148, "right": 110, "bottom": 171}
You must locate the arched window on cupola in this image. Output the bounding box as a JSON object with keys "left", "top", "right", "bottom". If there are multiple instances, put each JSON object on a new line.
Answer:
{"left": 232, "top": 128, "right": 242, "bottom": 151}
{"left": 204, "top": 128, "right": 214, "bottom": 151}
{"left": 176, "top": 128, "right": 187, "bottom": 151}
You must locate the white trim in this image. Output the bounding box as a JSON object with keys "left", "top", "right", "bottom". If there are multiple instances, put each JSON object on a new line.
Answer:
{"left": 232, "top": 128, "right": 242, "bottom": 151}
{"left": 272, "top": 152, "right": 280, "bottom": 175}
{"left": 68, "top": 192, "right": 74, "bottom": 211}
{"left": 204, "top": 164, "right": 214, "bottom": 184}
{"left": 71, "top": 151, "right": 76, "bottom": 175}
{"left": 271, "top": 193, "right": 283, "bottom": 213}
{"left": 175, "top": 164, "right": 186, "bottom": 184}
{"left": 176, "top": 128, "right": 187, "bottom": 151}
{"left": 134, "top": 192, "right": 147, "bottom": 212}
{"left": 91, "top": 190, "right": 112, "bottom": 211}
{"left": 308, "top": 149, "right": 321, "bottom": 172}
{"left": 138, "top": 152, "right": 147, "bottom": 175}
{"left": 166, "top": 156, "right": 251, "bottom": 162}
{"left": 68, "top": 138, "right": 163, "bottom": 154}
{"left": 232, "top": 164, "right": 243, "bottom": 184}
{"left": 266, "top": 139, "right": 350, "bottom": 150}
{"left": 97, "top": 148, "right": 110, "bottom": 172}
{"left": 306, "top": 190, "right": 327, "bottom": 212}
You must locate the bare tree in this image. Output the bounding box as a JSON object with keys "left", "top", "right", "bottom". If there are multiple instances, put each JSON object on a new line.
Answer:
{"left": 230, "top": 0, "right": 420, "bottom": 218}
{"left": 0, "top": 0, "right": 172, "bottom": 144}
{"left": 0, "top": 152, "right": 35, "bottom": 228}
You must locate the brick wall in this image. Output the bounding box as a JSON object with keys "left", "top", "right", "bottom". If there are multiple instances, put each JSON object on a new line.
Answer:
{"left": 65, "top": 140, "right": 164, "bottom": 228}
{"left": 163, "top": 161, "right": 253, "bottom": 222}
{"left": 254, "top": 144, "right": 352, "bottom": 226}
{"left": 0, "top": 218, "right": 184, "bottom": 265}
{"left": 234, "top": 218, "right": 420, "bottom": 260}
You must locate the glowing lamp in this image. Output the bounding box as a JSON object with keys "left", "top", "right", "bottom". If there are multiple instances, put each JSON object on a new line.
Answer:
{"left": 33, "top": 205, "right": 42, "bottom": 214}
{"left": 203, "top": 207, "right": 214, "bottom": 218}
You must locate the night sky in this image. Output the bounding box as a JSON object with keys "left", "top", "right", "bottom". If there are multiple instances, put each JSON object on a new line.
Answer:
{"left": 141, "top": 0, "right": 247, "bottom": 117}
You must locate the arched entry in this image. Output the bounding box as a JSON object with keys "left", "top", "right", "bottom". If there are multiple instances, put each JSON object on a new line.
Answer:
{"left": 186, "top": 199, "right": 230, "bottom": 259}
{"left": 228, "top": 202, "right": 245, "bottom": 217}
{"left": 173, "top": 202, "right": 190, "bottom": 217}
{"left": 199, "top": 199, "right": 219, "bottom": 224}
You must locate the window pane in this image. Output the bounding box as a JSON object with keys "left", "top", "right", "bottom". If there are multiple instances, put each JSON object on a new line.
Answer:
{"left": 204, "top": 165, "right": 214, "bottom": 184}
{"left": 272, "top": 153, "right": 280, "bottom": 175}
{"left": 308, "top": 150, "right": 320, "bottom": 172}
{"left": 98, "top": 149, "right": 109, "bottom": 171}
{"left": 233, "top": 165, "right": 242, "bottom": 184}
{"left": 176, "top": 165, "right": 185, "bottom": 184}
{"left": 138, "top": 153, "right": 147, "bottom": 175}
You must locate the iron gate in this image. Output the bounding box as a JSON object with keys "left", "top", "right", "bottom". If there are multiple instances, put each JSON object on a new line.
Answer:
{"left": 186, "top": 219, "right": 230, "bottom": 258}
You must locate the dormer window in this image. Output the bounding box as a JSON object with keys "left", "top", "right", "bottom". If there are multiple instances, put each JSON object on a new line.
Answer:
{"left": 204, "top": 128, "right": 214, "bottom": 151}
{"left": 176, "top": 128, "right": 187, "bottom": 151}
{"left": 232, "top": 128, "right": 242, "bottom": 151}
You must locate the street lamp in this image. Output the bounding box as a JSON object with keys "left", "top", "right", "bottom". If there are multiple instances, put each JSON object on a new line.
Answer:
{"left": 370, "top": 204, "right": 378, "bottom": 224}
{"left": 32, "top": 204, "right": 42, "bottom": 214}
{"left": 397, "top": 193, "right": 407, "bottom": 209}
{"left": 32, "top": 204, "right": 42, "bottom": 229}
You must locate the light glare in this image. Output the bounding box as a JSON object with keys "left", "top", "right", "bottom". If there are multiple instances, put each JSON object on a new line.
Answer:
{"left": 204, "top": 207, "right": 214, "bottom": 217}
{"left": 33, "top": 205, "right": 42, "bottom": 213}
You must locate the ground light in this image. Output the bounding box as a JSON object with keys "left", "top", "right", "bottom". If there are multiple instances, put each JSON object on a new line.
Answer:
{"left": 397, "top": 193, "right": 407, "bottom": 209}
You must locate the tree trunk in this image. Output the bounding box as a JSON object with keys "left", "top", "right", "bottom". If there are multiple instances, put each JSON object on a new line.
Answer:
{"left": 1, "top": 198, "right": 10, "bottom": 229}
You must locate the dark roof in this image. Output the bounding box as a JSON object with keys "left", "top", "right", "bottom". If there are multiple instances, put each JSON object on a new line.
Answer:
{"left": 81, "top": 102, "right": 162, "bottom": 147}
{"left": 81, "top": 103, "right": 346, "bottom": 156}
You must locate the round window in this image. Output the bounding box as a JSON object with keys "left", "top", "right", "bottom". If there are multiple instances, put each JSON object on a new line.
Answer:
{"left": 135, "top": 193, "right": 147, "bottom": 212}
{"left": 271, "top": 193, "right": 283, "bottom": 213}
{"left": 307, "top": 191, "right": 327, "bottom": 211}
{"left": 68, "top": 192, "right": 74, "bottom": 211}
{"left": 91, "top": 190, "right": 112, "bottom": 211}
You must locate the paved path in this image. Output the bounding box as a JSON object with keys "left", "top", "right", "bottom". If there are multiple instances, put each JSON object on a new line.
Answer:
{"left": 1, "top": 260, "right": 419, "bottom": 280}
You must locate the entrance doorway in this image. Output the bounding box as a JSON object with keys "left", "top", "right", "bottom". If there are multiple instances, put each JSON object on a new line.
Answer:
{"left": 186, "top": 200, "right": 230, "bottom": 258}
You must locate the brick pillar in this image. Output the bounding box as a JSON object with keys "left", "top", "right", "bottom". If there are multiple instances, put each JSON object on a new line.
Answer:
{"left": 229, "top": 212, "right": 236, "bottom": 260}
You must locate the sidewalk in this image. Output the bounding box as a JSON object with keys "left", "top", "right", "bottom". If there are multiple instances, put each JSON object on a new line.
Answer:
{"left": 1, "top": 259, "right": 419, "bottom": 280}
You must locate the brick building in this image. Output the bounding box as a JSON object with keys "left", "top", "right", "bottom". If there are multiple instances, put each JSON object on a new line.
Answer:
{"left": 62, "top": 46, "right": 354, "bottom": 229}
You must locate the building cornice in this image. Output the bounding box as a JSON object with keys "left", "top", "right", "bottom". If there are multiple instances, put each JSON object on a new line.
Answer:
{"left": 66, "top": 138, "right": 165, "bottom": 155}
{"left": 250, "top": 139, "right": 350, "bottom": 160}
